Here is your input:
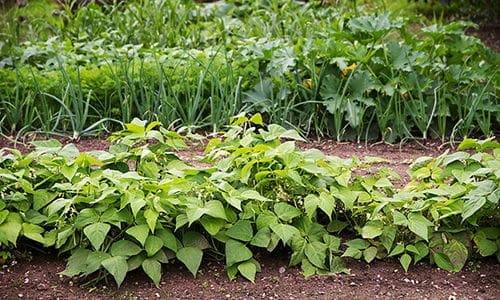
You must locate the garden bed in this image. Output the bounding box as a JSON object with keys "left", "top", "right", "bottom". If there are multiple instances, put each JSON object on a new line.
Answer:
{"left": 0, "top": 134, "right": 498, "bottom": 299}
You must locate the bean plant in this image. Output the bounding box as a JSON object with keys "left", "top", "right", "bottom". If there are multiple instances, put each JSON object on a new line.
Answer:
{"left": 0, "top": 116, "right": 498, "bottom": 286}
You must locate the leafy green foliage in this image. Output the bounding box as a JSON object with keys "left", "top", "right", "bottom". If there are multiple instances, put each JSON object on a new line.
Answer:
{"left": 0, "top": 1, "right": 497, "bottom": 141}
{"left": 0, "top": 119, "right": 498, "bottom": 287}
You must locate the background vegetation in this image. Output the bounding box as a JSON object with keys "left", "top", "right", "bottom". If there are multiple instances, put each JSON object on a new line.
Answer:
{"left": 0, "top": 0, "right": 498, "bottom": 142}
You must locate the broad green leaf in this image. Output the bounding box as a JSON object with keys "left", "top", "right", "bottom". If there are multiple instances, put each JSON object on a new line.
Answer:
{"left": 305, "top": 242, "right": 327, "bottom": 269}
{"left": 323, "top": 234, "right": 341, "bottom": 252}
{"left": 363, "top": 246, "right": 378, "bottom": 263}
{"left": 110, "top": 240, "right": 142, "bottom": 257}
{"left": 380, "top": 226, "right": 397, "bottom": 252}
{"left": 330, "top": 256, "right": 350, "bottom": 274}
{"left": 270, "top": 223, "right": 299, "bottom": 245}
{"left": 205, "top": 200, "right": 227, "bottom": 220}
{"left": 240, "top": 190, "right": 271, "bottom": 202}
{"left": 31, "top": 139, "right": 62, "bottom": 153}
{"left": 413, "top": 242, "right": 429, "bottom": 263}
{"left": 342, "top": 247, "right": 362, "bottom": 259}
{"left": 225, "top": 239, "right": 253, "bottom": 267}
{"left": 256, "top": 211, "right": 278, "bottom": 230}
{"left": 301, "top": 258, "right": 317, "bottom": 278}
{"left": 462, "top": 197, "right": 487, "bottom": 221}
{"left": 412, "top": 167, "right": 431, "bottom": 180}
{"left": 250, "top": 113, "right": 263, "bottom": 125}
{"left": 122, "top": 190, "right": 146, "bottom": 218}
{"left": 155, "top": 228, "right": 178, "bottom": 252}
{"left": 388, "top": 243, "right": 405, "bottom": 257}
{"left": 250, "top": 227, "right": 271, "bottom": 248}
{"left": 274, "top": 202, "right": 301, "bottom": 222}
{"left": 475, "top": 237, "right": 497, "bottom": 257}
{"left": 335, "top": 188, "right": 357, "bottom": 210}
{"left": 260, "top": 124, "right": 287, "bottom": 141}
{"left": 345, "top": 239, "right": 369, "bottom": 250}
{"left": 399, "top": 253, "right": 412, "bottom": 272}
{"left": 443, "top": 239, "right": 468, "bottom": 272}
{"left": 145, "top": 236, "right": 164, "bottom": 257}
{"left": 0, "top": 210, "right": 8, "bottom": 224}
{"left": 200, "top": 215, "right": 226, "bottom": 236}
{"left": 101, "top": 256, "right": 128, "bottom": 287}
{"left": 280, "top": 129, "right": 305, "bottom": 142}
{"left": 55, "top": 226, "right": 74, "bottom": 249}
{"left": 374, "top": 177, "right": 392, "bottom": 188}
{"left": 433, "top": 252, "right": 455, "bottom": 272}
{"left": 290, "top": 237, "right": 307, "bottom": 266}
{"left": 392, "top": 211, "right": 408, "bottom": 226}
{"left": 361, "top": 220, "right": 384, "bottom": 239}
{"left": 304, "top": 194, "right": 319, "bottom": 218}
{"left": 442, "top": 151, "right": 470, "bottom": 166}
{"left": 126, "top": 224, "right": 150, "bottom": 246}
{"left": 142, "top": 258, "right": 162, "bottom": 286}
{"left": 61, "top": 163, "right": 78, "bottom": 181}
{"left": 335, "top": 171, "right": 351, "bottom": 188}
{"left": 22, "top": 223, "right": 45, "bottom": 244}
{"left": 176, "top": 247, "right": 203, "bottom": 277}
{"left": 187, "top": 201, "right": 227, "bottom": 225}
{"left": 406, "top": 244, "right": 420, "bottom": 255}
{"left": 227, "top": 265, "right": 238, "bottom": 281}
{"left": 83, "top": 223, "right": 110, "bottom": 251}
{"left": 59, "top": 248, "right": 91, "bottom": 277}
{"left": 152, "top": 251, "right": 169, "bottom": 267}
{"left": 74, "top": 208, "right": 100, "bottom": 229}
{"left": 128, "top": 253, "right": 146, "bottom": 271}
{"left": 144, "top": 209, "right": 159, "bottom": 233}
{"left": 237, "top": 260, "right": 257, "bottom": 283}
{"left": 32, "top": 190, "right": 58, "bottom": 211}
{"left": 83, "top": 251, "right": 111, "bottom": 275}
{"left": 240, "top": 160, "right": 257, "bottom": 184}
{"left": 182, "top": 231, "right": 210, "bottom": 250}
{"left": 175, "top": 214, "right": 189, "bottom": 231}
{"left": 226, "top": 220, "right": 254, "bottom": 242}
{"left": 408, "top": 213, "right": 433, "bottom": 241}
{"left": 318, "top": 193, "right": 335, "bottom": 221}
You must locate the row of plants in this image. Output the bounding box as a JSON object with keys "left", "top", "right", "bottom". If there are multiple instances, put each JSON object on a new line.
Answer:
{"left": 1, "top": 0, "right": 498, "bottom": 141}
{"left": 0, "top": 116, "right": 498, "bottom": 286}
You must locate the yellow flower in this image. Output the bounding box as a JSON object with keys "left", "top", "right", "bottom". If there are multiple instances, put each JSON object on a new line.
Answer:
{"left": 342, "top": 63, "right": 357, "bottom": 76}
{"left": 302, "top": 78, "right": 313, "bottom": 88}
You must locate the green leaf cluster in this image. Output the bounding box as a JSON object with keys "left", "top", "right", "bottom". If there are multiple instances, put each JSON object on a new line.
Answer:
{"left": 0, "top": 119, "right": 498, "bottom": 287}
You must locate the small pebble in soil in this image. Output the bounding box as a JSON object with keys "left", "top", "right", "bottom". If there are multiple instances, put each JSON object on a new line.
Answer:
{"left": 18, "top": 294, "right": 23, "bottom": 298}
{"left": 279, "top": 267, "right": 286, "bottom": 274}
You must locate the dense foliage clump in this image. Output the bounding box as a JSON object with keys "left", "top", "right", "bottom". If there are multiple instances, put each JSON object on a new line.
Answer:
{"left": 0, "top": 117, "right": 498, "bottom": 286}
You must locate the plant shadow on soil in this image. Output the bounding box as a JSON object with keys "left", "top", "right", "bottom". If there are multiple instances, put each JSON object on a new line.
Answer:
{"left": 0, "top": 136, "right": 499, "bottom": 299}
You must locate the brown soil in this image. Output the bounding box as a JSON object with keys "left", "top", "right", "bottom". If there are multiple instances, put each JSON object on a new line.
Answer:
{"left": 0, "top": 136, "right": 499, "bottom": 299}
